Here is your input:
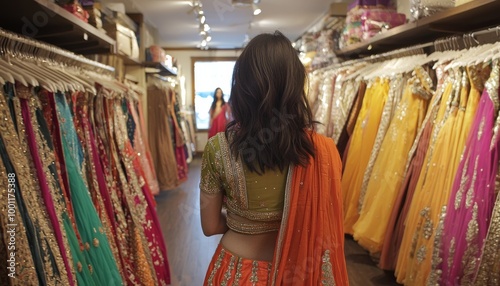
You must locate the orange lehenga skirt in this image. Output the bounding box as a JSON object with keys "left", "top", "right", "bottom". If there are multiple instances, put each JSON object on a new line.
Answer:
{"left": 204, "top": 244, "right": 272, "bottom": 285}
{"left": 203, "top": 132, "right": 349, "bottom": 286}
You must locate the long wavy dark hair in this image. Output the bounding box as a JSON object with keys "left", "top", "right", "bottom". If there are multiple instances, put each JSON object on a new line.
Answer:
{"left": 210, "top": 87, "right": 226, "bottom": 114}
{"left": 225, "top": 31, "right": 315, "bottom": 174}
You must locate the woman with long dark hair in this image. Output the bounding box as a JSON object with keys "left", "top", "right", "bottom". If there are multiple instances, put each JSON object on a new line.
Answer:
{"left": 208, "top": 87, "right": 230, "bottom": 139}
{"left": 200, "top": 31, "right": 348, "bottom": 285}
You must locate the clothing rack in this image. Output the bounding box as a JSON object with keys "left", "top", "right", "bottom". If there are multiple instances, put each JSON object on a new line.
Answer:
{"left": 313, "top": 24, "right": 500, "bottom": 74}
{"left": 0, "top": 28, "right": 115, "bottom": 74}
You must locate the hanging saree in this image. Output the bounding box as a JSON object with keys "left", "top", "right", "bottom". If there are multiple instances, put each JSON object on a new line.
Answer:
{"left": 396, "top": 67, "right": 466, "bottom": 285}
{"left": 342, "top": 77, "right": 390, "bottom": 234}
{"left": 434, "top": 61, "right": 499, "bottom": 285}
{"left": 18, "top": 85, "right": 92, "bottom": 286}
{"left": 147, "top": 84, "right": 180, "bottom": 190}
{"left": 475, "top": 166, "right": 500, "bottom": 285}
{"left": 0, "top": 84, "right": 69, "bottom": 285}
{"left": 53, "top": 91, "right": 123, "bottom": 285}
{"left": 378, "top": 63, "right": 449, "bottom": 271}
{"left": 128, "top": 98, "right": 160, "bottom": 195}
{"left": 72, "top": 91, "right": 125, "bottom": 278}
{"left": 113, "top": 96, "right": 170, "bottom": 285}
{"left": 357, "top": 74, "right": 407, "bottom": 212}
{"left": 352, "top": 68, "right": 431, "bottom": 254}
{"left": 201, "top": 131, "right": 348, "bottom": 285}
{"left": 0, "top": 88, "right": 38, "bottom": 285}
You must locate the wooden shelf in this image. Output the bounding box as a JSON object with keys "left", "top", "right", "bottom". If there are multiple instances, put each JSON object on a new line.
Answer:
{"left": 336, "top": 0, "right": 500, "bottom": 58}
{"left": 143, "top": 62, "right": 178, "bottom": 76}
{"left": 0, "top": 0, "right": 115, "bottom": 55}
{"left": 118, "top": 54, "right": 141, "bottom": 65}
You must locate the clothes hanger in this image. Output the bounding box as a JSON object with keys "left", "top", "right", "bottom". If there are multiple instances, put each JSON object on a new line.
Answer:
{"left": 8, "top": 43, "right": 59, "bottom": 92}
{"left": 7, "top": 38, "right": 42, "bottom": 88}
{"left": 0, "top": 64, "right": 14, "bottom": 84}
{"left": 0, "top": 36, "right": 29, "bottom": 87}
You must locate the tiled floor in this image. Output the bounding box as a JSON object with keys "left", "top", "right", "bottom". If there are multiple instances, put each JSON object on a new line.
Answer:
{"left": 156, "top": 157, "right": 401, "bottom": 285}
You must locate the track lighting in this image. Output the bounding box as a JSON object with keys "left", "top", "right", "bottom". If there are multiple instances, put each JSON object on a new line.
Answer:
{"left": 252, "top": 4, "right": 261, "bottom": 15}
{"left": 191, "top": 2, "right": 213, "bottom": 50}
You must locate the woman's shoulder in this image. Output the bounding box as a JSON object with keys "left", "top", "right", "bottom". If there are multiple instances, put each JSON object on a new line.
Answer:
{"left": 206, "top": 132, "right": 230, "bottom": 151}
{"left": 308, "top": 131, "right": 340, "bottom": 157}
{"left": 308, "top": 131, "right": 335, "bottom": 147}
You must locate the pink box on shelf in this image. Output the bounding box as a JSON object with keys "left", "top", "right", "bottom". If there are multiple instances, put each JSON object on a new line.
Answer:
{"left": 348, "top": 0, "right": 394, "bottom": 11}
{"left": 361, "top": 9, "right": 406, "bottom": 40}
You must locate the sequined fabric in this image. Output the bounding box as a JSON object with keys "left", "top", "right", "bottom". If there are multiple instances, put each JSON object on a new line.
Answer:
{"left": 353, "top": 68, "right": 431, "bottom": 254}
{"left": 342, "top": 77, "right": 391, "bottom": 235}
{"left": 437, "top": 61, "right": 499, "bottom": 285}
{"left": 204, "top": 244, "right": 272, "bottom": 286}
{"left": 0, "top": 85, "right": 68, "bottom": 285}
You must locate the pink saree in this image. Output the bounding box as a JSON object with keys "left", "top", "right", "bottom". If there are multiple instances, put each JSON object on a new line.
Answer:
{"left": 436, "top": 62, "right": 500, "bottom": 285}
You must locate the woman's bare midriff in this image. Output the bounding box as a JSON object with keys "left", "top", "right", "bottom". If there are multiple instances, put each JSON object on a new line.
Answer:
{"left": 220, "top": 229, "right": 279, "bottom": 262}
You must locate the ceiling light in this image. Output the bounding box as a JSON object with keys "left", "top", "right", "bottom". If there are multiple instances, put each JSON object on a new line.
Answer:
{"left": 253, "top": 4, "right": 261, "bottom": 15}
{"left": 206, "top": 36, "right": 212, "bottom": 42}
{"left": 204, "top": 24, "right": 210, "bottom": 31}
{"left": 199, "top": 15, "right": 206, "bottom": 24}
{"left": 199, "top": 30, "right": 207, "bottom": 36}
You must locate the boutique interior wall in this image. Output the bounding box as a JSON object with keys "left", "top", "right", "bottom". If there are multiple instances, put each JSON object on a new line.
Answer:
{"left": 166, "top": 49, "right": 242, "bottom": 152}
{"left": 168, "top": 0, "right": 411, "bottom": 153}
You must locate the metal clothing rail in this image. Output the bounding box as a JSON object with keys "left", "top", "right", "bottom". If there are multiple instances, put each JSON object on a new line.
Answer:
{"left": 0, "top": 28, "right": 115, "bottom": 74}
{"left": 316, "top": 24, "right": 500, "bottom": 73}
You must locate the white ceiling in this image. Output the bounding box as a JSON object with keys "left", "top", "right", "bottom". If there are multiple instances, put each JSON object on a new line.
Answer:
{"left": 101, "top": 0, "right": 347, "bottom": 49}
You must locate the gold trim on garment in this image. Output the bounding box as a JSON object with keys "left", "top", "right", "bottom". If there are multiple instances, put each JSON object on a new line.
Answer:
{"left": 269, "top": 165, "right": 294, "bottom": 286}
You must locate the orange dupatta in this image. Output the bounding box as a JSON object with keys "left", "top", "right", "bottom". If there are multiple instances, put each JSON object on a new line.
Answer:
{"left": 270, "top": 132, "right": 349, "bottom": 285}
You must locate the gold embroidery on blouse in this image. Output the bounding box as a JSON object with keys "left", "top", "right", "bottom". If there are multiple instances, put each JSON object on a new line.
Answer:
{"left": 321, "top": 250, "right": 336, "bottom": 285}
{"left": 225, "top": 199, "right": 282, "bottom": 222}
{"left": 269, "top": 165, "right": 293, "bottom": 286}
{"left": 218, "top": 133, "right": 248, "bottom": 208}
{"left": 226, "top": 215, "right": 281, "bottom": 234}
{"left": 200, "top": 140, "right": 221, "bottom": 195}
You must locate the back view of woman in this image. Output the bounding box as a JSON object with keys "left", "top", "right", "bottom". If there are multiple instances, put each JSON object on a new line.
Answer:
{"left": 200, "top": 31, "right": 349, "bottom": 285}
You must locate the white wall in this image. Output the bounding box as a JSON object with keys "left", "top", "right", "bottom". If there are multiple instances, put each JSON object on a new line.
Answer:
{"left": 167, "top": 49, "right": 242, "bottom": 152}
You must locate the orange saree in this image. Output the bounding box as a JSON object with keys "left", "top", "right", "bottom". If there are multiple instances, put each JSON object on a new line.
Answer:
{"left": 270, "top": 132, "right": 348, "bottom": 285}
{"left": 203, "top": 132, "right": 348, "bottom": 285}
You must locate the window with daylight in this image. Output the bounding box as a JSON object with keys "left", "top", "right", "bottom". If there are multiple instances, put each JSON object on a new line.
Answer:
{"left": 193, "top": 58, "right": 236, "bottom": 130}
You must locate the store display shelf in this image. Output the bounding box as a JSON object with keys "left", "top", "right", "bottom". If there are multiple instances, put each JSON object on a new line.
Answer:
{"left": 336, "top": 0, "right": 500, "bottom": 58}
{"left": 0, "top": 0, "right": 115, "bottom": 55}
{"left": 119, "top": 54, "right": 141, "bottom": 65}
{"left": 143, "top": 62, "right": 178, "bottom": 76}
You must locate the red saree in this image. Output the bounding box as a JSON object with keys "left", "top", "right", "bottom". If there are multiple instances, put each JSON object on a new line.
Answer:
{"left": 208, "top": 104, "right": 229, "bottom": 139}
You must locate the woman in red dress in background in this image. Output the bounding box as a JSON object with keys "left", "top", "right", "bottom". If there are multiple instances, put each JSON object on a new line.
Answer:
{"left": 208, "top": 87, "right": 231, "bottom": 139}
